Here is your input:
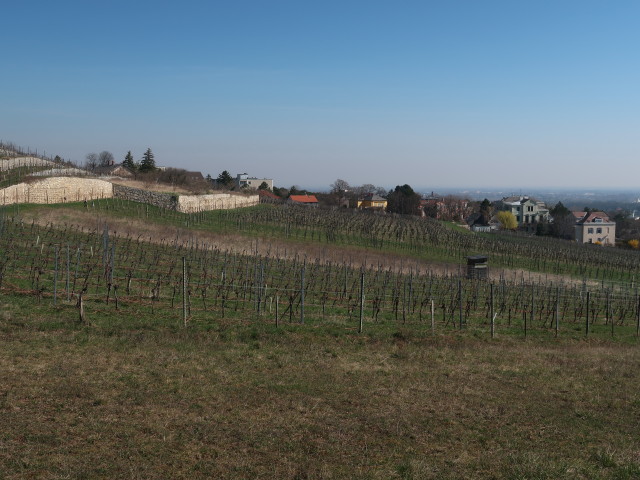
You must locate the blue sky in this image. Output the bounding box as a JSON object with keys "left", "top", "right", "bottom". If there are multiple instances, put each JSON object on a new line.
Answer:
{"left": 2, "top": 1, "right": 639, "bottom": 191}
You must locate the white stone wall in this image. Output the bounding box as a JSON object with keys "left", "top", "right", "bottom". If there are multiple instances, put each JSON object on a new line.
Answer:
{"left": 31, "top": 168, "right": 90, "bottom": 177}
{"left": 0, "top": 156, "right": 57, "bottom": 171}
{"left": 0, "top": 177, "right": 113, "bottom": 205}
{"left": 0, "top": 176, "right": 259, "bottom": 212}
{"left": 177, "top": 193, "right": 259, "bottom": 213}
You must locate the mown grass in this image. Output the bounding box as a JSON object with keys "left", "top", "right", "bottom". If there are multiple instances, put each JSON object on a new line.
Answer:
{"left": 1, "top": 297, "right": 639, "bottom": 479}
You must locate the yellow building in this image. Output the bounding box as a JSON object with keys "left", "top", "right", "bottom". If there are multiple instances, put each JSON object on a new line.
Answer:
{"left": 357, "top": 193, "right": 387, "bottom": 210}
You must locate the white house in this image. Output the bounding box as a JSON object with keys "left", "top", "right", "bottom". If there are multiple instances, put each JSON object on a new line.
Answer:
{"left": 235, "top": 173, "right": 273, "bottom": 190}
{"left": 573, "top": 211, "right": 616, "bottom": 245}
{"left": 496, "top": 196, "right": 550, "bottom": 226}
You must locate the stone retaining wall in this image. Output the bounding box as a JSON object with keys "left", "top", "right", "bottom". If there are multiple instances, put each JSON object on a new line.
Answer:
{"left": 0, "top": 177, "right": 113, "bottom": 205}
{"left": 112, "top": 184, "right": 177, "bottom": 210}
{"left": 0, "top": 156, "right": 57, "bottom": 171}
{"left": 113, "top": 184, "right": 258, "bottom": 212}
{"left": 32, "top": 168, "right": 90, "bottom": 177}
{"left": 177, "top": 192, "right": 259, "bottom": 213}
{"left": 0, "top": 177, "right": 259, "bottom": 212}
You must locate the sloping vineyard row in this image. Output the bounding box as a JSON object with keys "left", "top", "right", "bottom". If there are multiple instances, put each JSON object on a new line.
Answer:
{"left": 72, "top": 199, "right": 640, "bottom": 281}
{"left": 1, "top": 215, "right": 639, "bottom": 339}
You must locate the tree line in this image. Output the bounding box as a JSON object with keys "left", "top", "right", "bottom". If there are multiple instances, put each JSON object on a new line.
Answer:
{"left": 85, "top": 148, "right": 156, "bottom": 173}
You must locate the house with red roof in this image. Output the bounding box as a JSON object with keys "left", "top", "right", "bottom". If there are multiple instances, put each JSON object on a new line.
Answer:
{"left": 288, "top": 194, "right": 319, "bottom": 207}
{"left": 573, "top": 211, "right": 616, "bottom": 245}
{"left": 258, "top": 189, "right": 283, "bottom": 203}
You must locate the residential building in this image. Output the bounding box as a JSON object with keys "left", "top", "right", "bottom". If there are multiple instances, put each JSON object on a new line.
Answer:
{"left": 467, "top": 212, "right": 497, "bottom": 232}
{"left": 422, "top": 192, "right": 471, "bottom": 221}
{"left": 235, "top": 173, "right": 273, "bottom": 190}
{"left": 258, "top": 189, "right": 282, "bottom": 203}
{"left": 357, "top": 193, "right": 387, "bottom": 210}
{"left": 93, "top": 163, "right": 134, "bottom": 178}
{"left": 421, "top": 193, "right": 445, "bottom": 218}
{"left": 573, "top": 211, "right": 616, "bottom": 245}
{"left": 288, "top": 194, "right": 318, "bottom": 207}
{"left": 496, "top": 196, "right": 550, "bottom": 226}
{"left": 185, "top": 171, "right": 205, "bottom": 182}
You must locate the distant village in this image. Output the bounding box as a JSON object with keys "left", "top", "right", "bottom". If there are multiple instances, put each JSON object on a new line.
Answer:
{"left": 181, "top": 164, "right": 623, "bottom": 248}
{"left": 206, "top": 170, "right": 622, "bottom": 248}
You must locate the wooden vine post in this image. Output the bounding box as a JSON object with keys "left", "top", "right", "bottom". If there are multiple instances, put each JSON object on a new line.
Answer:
{"left": 585, "top": 291, "right": 590, "bottom": 337}
{"left": 458, "top": 280, "right": 463, "bottom": 329}
{"left": 490, "top": 283, "right": 495, "bottom": 339}
{"left": 182, "top": 256, "right": 187, "bottom": 326}
{"left": 358, "top": 271, "right": 364, "bottom": 334}
{"left": 555, "top": 287, "right": 560, "bottom": 337}
{"left": 300, "top": 262, "right": 305, "bottom": 324}
{"left": 53, "top": 245, "right": 59, "bottom": 306}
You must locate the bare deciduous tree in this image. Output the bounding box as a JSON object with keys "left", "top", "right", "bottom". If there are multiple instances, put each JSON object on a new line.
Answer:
{"left": 98, "top": 151, "right": 114, "bottom": 167}
{"left": 330, "top": 179, "right": 350, "bottom": 194}
{"left": 84, "top": 153, "right": 98, "bottom": 171}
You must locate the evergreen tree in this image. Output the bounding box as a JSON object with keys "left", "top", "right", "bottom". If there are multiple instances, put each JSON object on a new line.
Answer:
{"left": 122, "top": 151, "right": 136, "bottom": 171}
{"left": 476, "top": 198, "right": 493, "bottom": 224}
{"left": 549, "top": 201, "right": 575, "bottom": 239}
{"left": 273, "top": 187, "right": 287, "bottom": 197}
{"left": 386, "top": 184, "right": 421, "bottom": 215}
{"left": 217, "top": 170, "right": 233, "bottom": 187}
{"left": 550, "top": 201, "right": 570, "bottom": 217}
{"left": 139, "top": 148, "right": 156, "bottom": 172}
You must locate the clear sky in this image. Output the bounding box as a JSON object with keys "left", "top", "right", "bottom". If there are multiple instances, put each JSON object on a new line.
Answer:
{"left": 2, "top": 0, "right": 639, "bottom": 191}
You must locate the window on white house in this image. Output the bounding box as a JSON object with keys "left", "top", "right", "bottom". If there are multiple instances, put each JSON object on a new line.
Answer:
{"left": 588, "top": 228, "right": 594, "bottom": 234}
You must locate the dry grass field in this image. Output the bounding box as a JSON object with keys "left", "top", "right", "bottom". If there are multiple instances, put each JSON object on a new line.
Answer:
{"left": 1, "top": 302, "right": 639, "bottom": 479}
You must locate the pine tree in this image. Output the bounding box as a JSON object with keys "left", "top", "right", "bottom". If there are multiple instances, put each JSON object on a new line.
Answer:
{"left": 386, "top": 184, "right": 421, "bottom": 215}
{"left": 217, "top": 170, "right": 233, "bottom": 187}
{"left": 122, "top": 151, "right": 136, "bottom": 171}
{"left": 139, "top": 148, "right": 156, "bottom": 172}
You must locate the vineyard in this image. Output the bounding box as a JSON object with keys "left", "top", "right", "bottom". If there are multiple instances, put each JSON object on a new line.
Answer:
{"left": 3, "top": 199, "right": 640, "bottom": 479}
{"left": 2, "top": 201, "right": 640, "bottom": 340}
{"left": 13, "top": 197, "right": 640, "bottom": 281}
